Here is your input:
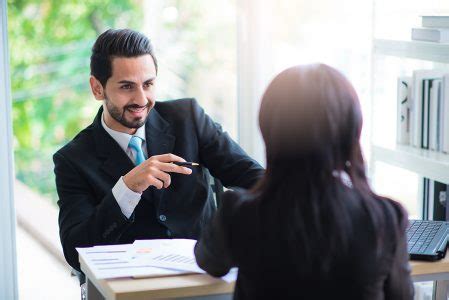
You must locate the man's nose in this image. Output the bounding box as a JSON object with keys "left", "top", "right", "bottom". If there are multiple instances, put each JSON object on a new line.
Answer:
{"left": 134, "top": 87, "right": 148, "bottom": 106}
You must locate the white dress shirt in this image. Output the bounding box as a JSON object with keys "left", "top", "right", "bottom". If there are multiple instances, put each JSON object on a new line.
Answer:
{"left": 101, "top": 113, "right": 148, "bottom": 218}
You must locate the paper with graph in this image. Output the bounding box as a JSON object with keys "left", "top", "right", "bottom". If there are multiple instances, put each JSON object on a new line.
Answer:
{"left": 77, "top": 239, "right": 237, "bottom": 282}
{"left": 76, "top": 243, "right": 184, "bottom": 279}
{"left": 128, "top": 239, "right": 204, "bottom": 273}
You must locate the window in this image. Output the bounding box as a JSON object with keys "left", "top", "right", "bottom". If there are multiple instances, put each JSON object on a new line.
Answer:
{"left": 0, "top": 1, "right": 18, "bottom": 297}
{"left": 8, "top": 0, "right": 238, "bottom": 297}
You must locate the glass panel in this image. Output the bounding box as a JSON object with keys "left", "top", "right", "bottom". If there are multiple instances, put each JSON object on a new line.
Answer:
{"left": 8, "top": 0, "right": 237, "bottom": 296}
{"left": 269, "top": 0, "right": 372, "bottom": 150}
{"left": 373, "top": 162, "right": 420, "bottom": 218}
{"left": 8, "top": 1, "right": 144, "bottom": 203}
{"left": 143, "top": 0, "right": 237, "bottom": 137}
{"left": 8, "top": 0, "right": 237, "bottom": 204}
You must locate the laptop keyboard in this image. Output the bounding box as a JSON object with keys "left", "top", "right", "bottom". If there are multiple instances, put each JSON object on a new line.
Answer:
{"left": 406, "top": 220, "right": 444, "bottom": 253}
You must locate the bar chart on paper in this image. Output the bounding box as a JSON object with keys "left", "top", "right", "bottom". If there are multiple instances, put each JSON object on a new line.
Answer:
{"left": 77, "top": 239, "right": 238, "bottom": 282}
{"left": 129, "top": 239, "right": 204, "bottom": 273}
{"left": 76, "top": 244, "right": 184, "bottom": 279}
{"left": 153, "top": 253, "right": 197, "bottom": 265}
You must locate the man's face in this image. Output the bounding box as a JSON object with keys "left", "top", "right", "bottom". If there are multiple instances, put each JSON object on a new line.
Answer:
{"left": 100, "top": 54, "right": 157, "bottom": 133}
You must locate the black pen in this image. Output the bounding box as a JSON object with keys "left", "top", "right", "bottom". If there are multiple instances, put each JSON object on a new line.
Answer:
{"left": 172, "top": 161, "right": 200, "bottom": 167}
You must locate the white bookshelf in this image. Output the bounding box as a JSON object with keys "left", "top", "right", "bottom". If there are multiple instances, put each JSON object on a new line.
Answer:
{"left": 374, "top": 39, "right": 449, "bottom": 63}
{"left": 371, "top": 38, "right": 449, "bottom": 187}
{"left": 372, "top": 145, "right": 449, "bottom": 184}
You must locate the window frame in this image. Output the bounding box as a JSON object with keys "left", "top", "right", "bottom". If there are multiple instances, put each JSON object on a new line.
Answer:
{"left": 0, "top": 1, "right": 18, "bottom": 298}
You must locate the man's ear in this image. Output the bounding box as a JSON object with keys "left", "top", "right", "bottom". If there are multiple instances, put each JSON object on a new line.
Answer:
{"left": 89, "top": 76, "right": 105, "bottom": 101}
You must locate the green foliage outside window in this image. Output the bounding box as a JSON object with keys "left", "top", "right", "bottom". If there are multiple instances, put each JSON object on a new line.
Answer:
{"left": 8, "top": 0, "right": 143, "bottom": 202}
{"left": 8, "top": 0, "right": 236, "bottom": 204}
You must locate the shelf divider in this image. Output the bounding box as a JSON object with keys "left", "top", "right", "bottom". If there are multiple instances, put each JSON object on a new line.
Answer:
{"left": 374, "top": 39, "right": 449, "bottom": 63}
{"left": 372, "top": 144, "right": 449, "bottom": 184}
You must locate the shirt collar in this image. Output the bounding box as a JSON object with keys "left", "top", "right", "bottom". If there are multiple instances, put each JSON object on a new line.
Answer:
{"left": 101, "top": 112, "right": 146, "bottom": 153}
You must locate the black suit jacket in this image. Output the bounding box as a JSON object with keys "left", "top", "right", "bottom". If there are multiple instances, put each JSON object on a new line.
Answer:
{"left": 195, "top": 189, "right": 414, "bottom": 300}
{"left": 54, "top": 98, "right": 263, "bottom": 271}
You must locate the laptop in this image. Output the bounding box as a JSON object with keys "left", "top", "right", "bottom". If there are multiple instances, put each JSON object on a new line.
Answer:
{"left": 407, "top": 219, "right": 449, "bottom": 261}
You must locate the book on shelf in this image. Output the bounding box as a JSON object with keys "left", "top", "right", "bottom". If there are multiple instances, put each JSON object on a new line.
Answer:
{"left": 423, "top": 179, "right": 448, "bottom": 221}
{"left": 442, "top": 75, "right": 449, "bottom": 153}
{"left": 423, "top": 178, "right": 430, "bottom": 219}
{"left": 429, "top": 79, "right": 442, "bottom": 151}
{"left": 396, "top": 76, "right": 411, "bottom": 145}
{"left": 421, "top": 79, "right": 431, "bottom": 149}
{"left": 412, "top": 27, "right": 449, "bottom": 43}
{"left": 421, "top": 16, "right": 449, "bottom": 28}
{"left": 396, "top": 70, "right": 449, "bottom": 153}
{"left": 410, "top": 70, "right": 446, "bottom": 148}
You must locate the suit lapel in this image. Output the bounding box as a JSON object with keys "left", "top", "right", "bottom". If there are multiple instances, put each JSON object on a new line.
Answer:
{"left": 144, "top": 106, "right": 176, "bottom": 208}
{"left": 92, "top": 107, "right": 135, "bottom": 181}
{"left": 145, "top": 107, "right": 175, "bottom": 157}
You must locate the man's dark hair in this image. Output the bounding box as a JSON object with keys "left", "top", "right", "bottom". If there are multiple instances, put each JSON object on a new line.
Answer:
{"left": 90, "top": 28, "right": 158, "bottom": 87}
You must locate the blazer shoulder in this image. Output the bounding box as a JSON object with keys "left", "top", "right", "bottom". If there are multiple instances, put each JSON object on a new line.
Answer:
{"left": 221, "top": 189, "right": 257, "bottom": 214}
{"left": 54, "top": 124, "right": 95, "bottom": 160}
{"left": 375, "top": 196, "right": 409, "bottom": 232}
{"left": 154, "top": 98, "right": 198, "bottom": 114}
{"left": 153, "top": 98, "right": 207, "bottom": 129}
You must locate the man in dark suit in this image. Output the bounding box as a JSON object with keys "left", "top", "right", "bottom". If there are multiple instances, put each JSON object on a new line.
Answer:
{"left": 53, "top": 29, "right": 263, "bottom": 274}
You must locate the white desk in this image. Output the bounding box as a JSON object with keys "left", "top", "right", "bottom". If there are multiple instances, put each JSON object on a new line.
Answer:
{"left": 80, "top": 255, "right": 234, "bottom": 300}
{"left": 81, "top": 255, "right": 449, "bottom": 299}
{"left": 411, "top": 256, "right": 449, "bottom": 299}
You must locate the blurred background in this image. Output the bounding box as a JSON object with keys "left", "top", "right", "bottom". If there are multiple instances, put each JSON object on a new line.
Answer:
{"left": 7, "top": 0, "right": 444, "bottom": 298}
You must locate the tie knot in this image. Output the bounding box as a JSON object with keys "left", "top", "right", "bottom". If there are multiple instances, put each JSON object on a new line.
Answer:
{"left": 128, "top": 136, "right": 143, "bottom": 150}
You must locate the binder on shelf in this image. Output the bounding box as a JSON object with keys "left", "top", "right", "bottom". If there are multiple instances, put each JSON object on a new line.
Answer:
{"left": 446, "top": 185, "right": 449, "bottom": 221}
{"left": 411, "top": 70, "right": 446, "bottom": 148}
{"left": 423, "top": 178, "right": 430, "bottom": 219}
{"left": 397, "top": 76, "right": 412, "bottom": 145}
{"left": 422, "top": 16, "right": 449, "bottom": 28}
{"left": 412, "top": 27, "right": 449, "bottom": 43}
{"left": 428, "top": 179, "right": 435, "bottom": 220}
{"left": 433, "top": 180, "right": 447, "bottom": 221}
{"left": 443, "top": 75, "right": 449, "bottom": 153}
{"left": 421, "top": 79, "right": 431, "bottom": 149}
{"left": 425, "top": 179, "right": 448, "bottom": 221}
{"left": 429, "top": 79, "right": 442, "bottom": 151}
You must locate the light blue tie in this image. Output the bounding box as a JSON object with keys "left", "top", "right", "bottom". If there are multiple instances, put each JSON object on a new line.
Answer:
{"left": 128, "top": 136, "right": 146, "bottom": 166}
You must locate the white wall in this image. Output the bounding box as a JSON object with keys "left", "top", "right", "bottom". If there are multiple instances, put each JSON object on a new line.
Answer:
{"left": 0, "top": 0, "right": 18, "bottom": 298}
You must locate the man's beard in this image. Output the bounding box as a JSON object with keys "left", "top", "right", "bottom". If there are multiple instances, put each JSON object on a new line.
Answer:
{"left": 105, "top": 95, "right": 151, "bottom": 129}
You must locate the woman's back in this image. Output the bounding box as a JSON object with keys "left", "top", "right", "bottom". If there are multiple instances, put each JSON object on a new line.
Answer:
{"left": 194, "top": 64, "right": 413, "bottom": 299}
{"left": 197, "top": 187, "right": 412, "bottom": 300}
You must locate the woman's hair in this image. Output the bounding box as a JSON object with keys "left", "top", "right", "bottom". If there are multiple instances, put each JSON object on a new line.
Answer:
{"left": 254, "top": 64, "right": 384, "bottom": 275}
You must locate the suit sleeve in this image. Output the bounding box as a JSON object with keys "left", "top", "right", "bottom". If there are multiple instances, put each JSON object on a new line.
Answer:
{"left": 194, "top": 191, "right": 236, "bottom": 277}
{"left": 384, "top": 202, "right": 414, "bottom": 300}
{"left": 190, "top": 99, "right": 264, "bottom": 188}
{"left": 54, "top": 151, "right": 133, "bottom": 271}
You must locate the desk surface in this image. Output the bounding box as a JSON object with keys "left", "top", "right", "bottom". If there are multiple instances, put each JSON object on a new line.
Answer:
{"left": 80, "top": 255, "right": 234, "bottom": 300}
{"left": 411, "top": 255, "right": 449, "bottom": 276}
{"left": 81, "top": 255, "right": 449, "bottom": 299}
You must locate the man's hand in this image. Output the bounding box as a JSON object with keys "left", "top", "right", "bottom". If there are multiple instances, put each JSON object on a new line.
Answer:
{"left": 123, "top": 153, "right": 193, "bottom": 193}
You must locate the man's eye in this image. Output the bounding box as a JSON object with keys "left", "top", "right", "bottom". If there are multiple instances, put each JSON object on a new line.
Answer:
{"left": 121, "top": 84, "right": 132, "bottom": 90}
{"left": 144, "top": 81, "right": 154, "bottom": 88}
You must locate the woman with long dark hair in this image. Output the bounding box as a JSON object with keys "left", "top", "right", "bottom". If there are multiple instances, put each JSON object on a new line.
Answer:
{"left": 194, "top": 64, "right": 413, "bottom": 299}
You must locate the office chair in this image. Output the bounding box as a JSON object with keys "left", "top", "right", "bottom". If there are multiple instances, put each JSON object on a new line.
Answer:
{"left": 206, "top": 169, "right": 224, "bottom": 209}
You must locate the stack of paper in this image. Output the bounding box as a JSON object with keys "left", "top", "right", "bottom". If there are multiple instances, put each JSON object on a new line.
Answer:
{"left": 77, "top": 243, "right": 184, "bottom": 279}
{"left": 128, "top": 239, "right": 203, "bottom": 273}
{"left": 77, "top": 239, "right": 237, "bottom": 282}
